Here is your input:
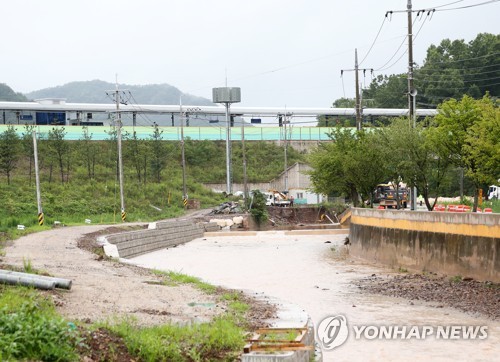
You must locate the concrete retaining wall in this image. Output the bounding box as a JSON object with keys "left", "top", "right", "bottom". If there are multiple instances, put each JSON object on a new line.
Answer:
{"left": 104, "top": 220, "right": 218, "bottom": 259}
{"left": 349, "top": 209, "right": 500, "bottom": 282}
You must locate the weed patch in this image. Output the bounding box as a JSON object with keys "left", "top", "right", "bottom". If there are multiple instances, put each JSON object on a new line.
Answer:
{"left": 0, "top": 286, "right": 82, "bottom": 361}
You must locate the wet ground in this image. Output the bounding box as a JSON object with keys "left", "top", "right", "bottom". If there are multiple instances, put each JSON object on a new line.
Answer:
{"left": 131, "top": 231, "right": 499, "bottom": 362}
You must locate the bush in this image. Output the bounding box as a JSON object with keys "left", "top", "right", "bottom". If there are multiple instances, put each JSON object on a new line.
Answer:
{"left": 249, "top": 190, "right": 268, "bottom": 226}
{"left": 0, "top": 288, "right": 81, "bottom": 361}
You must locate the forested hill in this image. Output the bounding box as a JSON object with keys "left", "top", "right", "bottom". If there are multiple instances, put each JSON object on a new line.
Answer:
{"left": 24, "top": 80, "right": 213, "bottom": 105}
{"left": 0, "top": 83, "right": 29, "bottom": 102}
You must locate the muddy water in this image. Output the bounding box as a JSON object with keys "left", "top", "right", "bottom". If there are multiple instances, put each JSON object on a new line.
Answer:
{"left": 131, "top": 231, "right": 499, "bottom": 362}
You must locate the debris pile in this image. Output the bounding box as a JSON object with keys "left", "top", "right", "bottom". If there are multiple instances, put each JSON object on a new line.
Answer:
{"left": 209, "top": 216, "right": 246, "bottom": 230}
{"left": 209, "top": 201, "right": 243, "bottom": 214}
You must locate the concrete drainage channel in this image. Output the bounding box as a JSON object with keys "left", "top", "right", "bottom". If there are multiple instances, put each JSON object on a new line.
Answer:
{"left": 99, "top": 218, "right": 324, "bottom": 361}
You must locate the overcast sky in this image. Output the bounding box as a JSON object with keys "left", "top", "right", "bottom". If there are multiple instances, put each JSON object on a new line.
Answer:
{"left": 1, "top": 0, "right": 498, "bottom": 107}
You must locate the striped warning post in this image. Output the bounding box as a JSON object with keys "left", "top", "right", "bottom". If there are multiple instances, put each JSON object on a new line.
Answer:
{"left": 183, "top": 198, "right": 188, "bottom": 207}
{"left": 121, "top": 211, "right": 127, "bottom": 222}
{"left": 38, "top": 212, "right": 44, "bottom": 226}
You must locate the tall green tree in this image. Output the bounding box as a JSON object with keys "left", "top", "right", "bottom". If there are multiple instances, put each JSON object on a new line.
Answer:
{"left": 308, "top": 127, "right": 386, "bottom": 206}
{"left": 345, "top": 33, "right": 499, "bottom": 111}
{"left": 363, "top": 74, "right": 408, "bottom": 108}
{"left": 418, "top": 33, "right": 500, "bottom": 105}
{"left": 378, "top": 118, "right": 453, "bottom": 210}
{"left": 80, "top": 126, "right": 98, "bottom": 180}
{"left": 125, "top": 131, "right": 148, "bottom": 184}
{"left": 150, "top": 124, "right": 167, "bottom": 183}
{"left": 429, "top": 95, "right": 499, "bottom": 211}
{"left": 21, "top": 125, "right": 36, "bottom": 186}
{"left": 0, "top": 125, "right": 21, "bottom": 184}
{"left": 47, "top": 127, "right": 69, "bottom": 183}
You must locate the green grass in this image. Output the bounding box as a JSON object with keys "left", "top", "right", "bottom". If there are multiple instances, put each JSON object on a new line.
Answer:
{"left": 0, "top": 137, "right": 305, "bottom": 243}
{"left": 22, "top": 257, "right": 34, "bottom": 273}
{"left": 0, "top": 286, "right": 82, "bottom": 362}
{"left": 152, "top": 270, "right": 217, "bottom": 294}
{"left": 0, "top": 271, "right": 253, "bottom": 362}
{"left": 100, "top": 272, "right": 251, "bottom": 361}
{"left": 105, "top": 316, "right": 245, "bottom": 362}
{"left": 449, "top": 275, "right": 463, "bottom": 283}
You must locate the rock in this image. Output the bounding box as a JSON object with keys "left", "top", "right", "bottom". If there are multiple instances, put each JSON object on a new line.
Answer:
{"left": 233, "top": 216, "right": 244, "bottom": 225}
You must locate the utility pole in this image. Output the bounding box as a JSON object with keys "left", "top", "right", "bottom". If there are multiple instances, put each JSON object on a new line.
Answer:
{"left": 407, "top": 0, "right": 417, "bottom": 210}
{"left": 241, "top": 116, "right": 248, "bottom": 208}
{"left": 283, "top": 111, "right": 289, "bottom": 192}
{"left": 407, "top": 0, "right": 415, "bottom": 121}
{"left": 212, "top": 87, "right": 241, "bottom": 195}
{"left": 179, "top": 98, "right": 188, "bottom": 207}
{"left": 386, "top": 0, "right": 418, "bottom": 210}
{"left": 113, "top": 80, "right": 126, "bottom": 222}
{"left": 341, "top": 49, "right": 373, "bottom": 130}
{"left": 32, "top": 130, "right": 43, "bottom": 226}
{"left": 355, "top": 49, "right": 361, "bottom": 130}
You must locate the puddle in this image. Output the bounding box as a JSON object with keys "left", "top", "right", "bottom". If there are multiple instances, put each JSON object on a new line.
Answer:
{"left": 131, "top": 231, "right": 499, "bottom": 361}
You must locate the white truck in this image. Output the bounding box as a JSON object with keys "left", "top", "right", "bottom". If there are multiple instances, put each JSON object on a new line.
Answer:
{"left": 265, "top": 190, "right": 291, "bottom": 207}
{"left": 488, "top": 185, "right": 499, "bottom": 200}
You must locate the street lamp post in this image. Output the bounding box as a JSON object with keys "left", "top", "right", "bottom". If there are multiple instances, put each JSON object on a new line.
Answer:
{"left": 212, "top": 87, "right": 241, "bottom": 195}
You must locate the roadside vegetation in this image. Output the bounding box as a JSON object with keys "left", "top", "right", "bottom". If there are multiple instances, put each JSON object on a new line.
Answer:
{"left": 0, "top": 267, "right": 255, "bottom": 361}
{"left": 0, "top": 286, "right": 81, "bottom": 361}
{"left": 0, "top": 125, "right": 304, "bottom": 242}
{"left": 310, "top": 34, "right": 499, "bottom": 212}
{"left": 309, "top": 95, "right": 499, "bottom": 212}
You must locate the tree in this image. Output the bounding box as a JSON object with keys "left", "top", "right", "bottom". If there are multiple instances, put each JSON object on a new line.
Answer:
{"left": 419, "top": 34, "right": 500, "bottom": 103}
{"left": 308, "top": 127, "right": 386, "bottom": 206}
{"left": 363, "top": 74, "right": 408, "bottom": 108}
{"left": 150, "top": 124, "right": 167, "bottom": 183}
{"left": 378, "top": 118, "right": 453, "bottom": 210}
{"left": 335, "top": 33, "right": 499, "bottom": 112}
{"left": 0, "top": 125, "right": 21, "bottom": 184}
{"left": 249, "top": 190, "right": 268, "bottom": 226}
{"left": 125, "top": 131, "right": 148, "bottom": 184}
{"left": 21, "top": 125, "right": 36, "bottom": 185}
{"left": 47, "top": 127, "right": 69, "bottom": 183}
{"left": 80, "top": 126, "right": 97, "bottom": 180}
{"left": 429, "top": 95, "right": 499, "bottom": 211}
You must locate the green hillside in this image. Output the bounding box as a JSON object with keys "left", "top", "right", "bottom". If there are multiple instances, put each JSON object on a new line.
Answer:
{"left": 0, "top": 83, "right": 28, "bottom": 102}
{"left": 24, "top": 80, "right": 213, "bottom": 105}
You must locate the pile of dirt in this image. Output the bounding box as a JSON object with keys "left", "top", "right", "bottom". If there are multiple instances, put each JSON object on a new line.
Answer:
{"left": 77, "top": 327, "right": 135, "bottom": 362}
{"left": 355, "top": 273, "right": 500, "bottom": 320}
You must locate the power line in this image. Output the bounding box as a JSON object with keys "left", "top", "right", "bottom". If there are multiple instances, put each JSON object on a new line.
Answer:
{"left": 417, "top": 65, "right": 500, "bottom": 75}
{"left": 432, "top": 0, "right": 465, "bottom": 9}
{"left": 359, "top": 16, "right": 387, "bottom": 66}
{"left": 417, "top": 80, "right": 500, "bottom": 90}
{"left": 433, "top": 0, "right": 499, "bottom": 11}
{"left": 426, "top": 52, "right": 500, "bottom": 64}
{"left": 415, "top": 75, "right": 500, "bottom": 83}
{"left": 376, "top": 12, "right": 431, "bottom": 72}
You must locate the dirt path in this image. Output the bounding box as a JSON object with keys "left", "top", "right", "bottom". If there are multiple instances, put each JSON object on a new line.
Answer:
{"left": 2, "top": 224, "right": 224, "bottom": 326}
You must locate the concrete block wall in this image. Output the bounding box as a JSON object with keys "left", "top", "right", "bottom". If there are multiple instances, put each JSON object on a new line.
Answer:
{"left": 105, "top": 220, "right": 218, "bottom": 259}
{"left": 349, "top": 208, "right": 500, "bottom": 282}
